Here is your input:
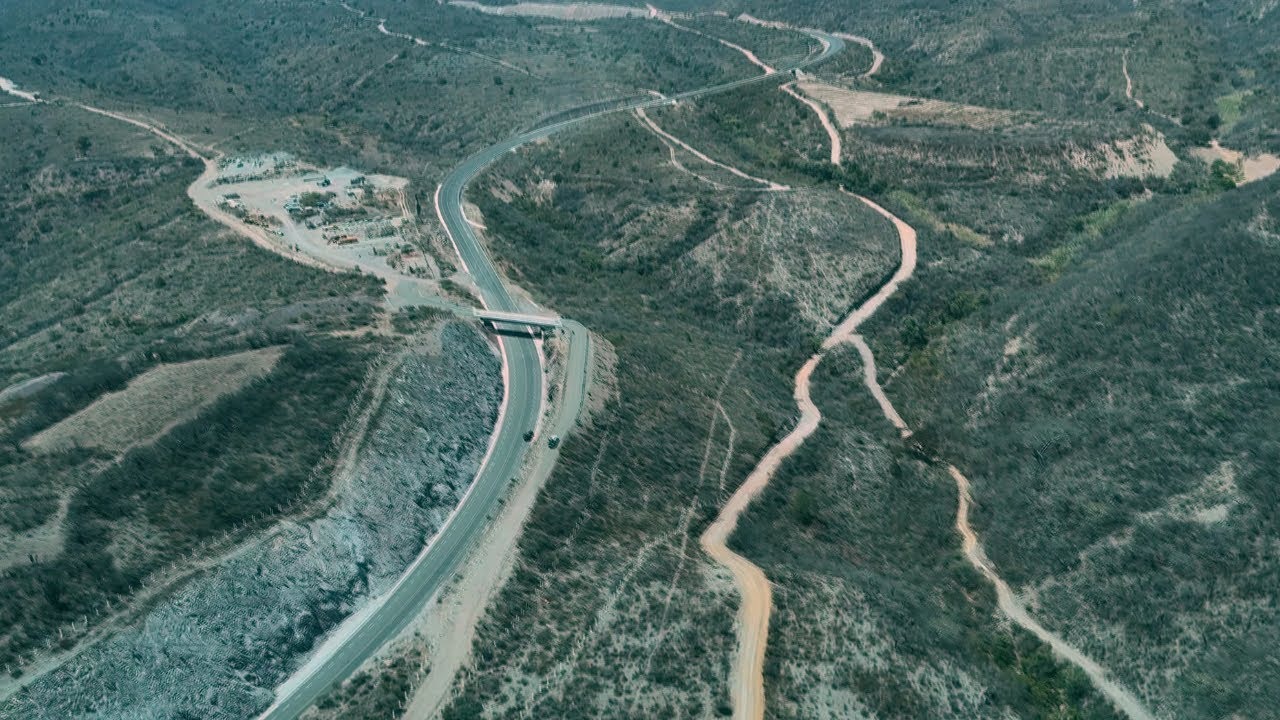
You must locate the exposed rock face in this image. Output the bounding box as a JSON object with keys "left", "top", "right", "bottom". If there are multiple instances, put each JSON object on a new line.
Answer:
{"left": 5, "top": 323, "right": 500, "bottom": 720}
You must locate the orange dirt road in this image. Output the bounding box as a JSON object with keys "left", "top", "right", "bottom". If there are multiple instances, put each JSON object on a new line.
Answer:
{"left": 700, "top": 191, "right": 916, "bottom": 720}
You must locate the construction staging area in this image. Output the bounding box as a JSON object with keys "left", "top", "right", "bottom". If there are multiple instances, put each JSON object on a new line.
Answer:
{"left": 211, "top": 157, "right": 439, "bottom": 290}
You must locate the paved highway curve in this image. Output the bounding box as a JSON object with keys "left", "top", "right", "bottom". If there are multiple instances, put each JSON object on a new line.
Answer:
{"left": 259, "top": 23, "right": 846, "bottom": 720}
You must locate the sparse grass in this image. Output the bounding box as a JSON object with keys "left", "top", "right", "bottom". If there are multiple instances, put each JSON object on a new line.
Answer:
{"left": 1215, "top": 90, "right": 1249, "bottom": 133}
{"left": 24, "top": 346, "right": 284, "bottom": 455}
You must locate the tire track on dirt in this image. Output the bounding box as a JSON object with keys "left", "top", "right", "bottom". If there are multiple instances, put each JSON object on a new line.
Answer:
{"left": 780, "top": 82, "right": 842, "bottom": 165}
{"left": 698, "top": 188, "right": 913, "bottom": 720}
{"left": 635, "top": 107, "right": 788, "bottom": 190}
{"left": 712, "top": 40, "right": 1156, "bottom": 712}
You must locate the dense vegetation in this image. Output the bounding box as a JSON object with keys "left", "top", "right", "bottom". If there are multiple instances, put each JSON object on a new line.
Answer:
{"left": 861, "top": 178, "right": 1280, "bottom": 717}
{"left": 724, "top": 0, "right": 1280, "bottom": 153}
{"left": 443, "top": 2, "right": 1280, "bottom": 717}
{"left": 0, "top": 0, "right": 765, "bottom": 180}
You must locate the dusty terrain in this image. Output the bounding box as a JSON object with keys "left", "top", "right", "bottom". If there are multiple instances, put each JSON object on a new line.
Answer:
{"left": 1096, "top": 128, "right": 1179, "bottom": 179}
{"left": 450, "top": 1, "right": 646, "bottom": 20}
{"left": 1191, "top": 140, "right": 1280, "bottom": 183}
{"left": 797, "top": 81, "right": 1018, "bottom": 129}
{"left": 24, "top": 346, "right": 283, "bottom": 454}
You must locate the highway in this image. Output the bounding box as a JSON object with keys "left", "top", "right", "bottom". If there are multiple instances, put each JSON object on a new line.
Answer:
{"left": 260, "top": 25, "right": 845, "bottom": 720}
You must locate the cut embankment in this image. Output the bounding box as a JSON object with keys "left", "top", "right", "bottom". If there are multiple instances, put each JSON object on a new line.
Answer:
{"left": 5, "top": 326, "right": 502, "bottom": 720}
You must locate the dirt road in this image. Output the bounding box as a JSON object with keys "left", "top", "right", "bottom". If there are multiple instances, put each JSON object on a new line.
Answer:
{"left": 699, "top": 353, "right": 821, "bottom": 720}
{"left": 949, "top": 465, "right": 1158, "bottom": 720}
{"left": 1122, "top": 51, "right": 1144, "bottom": 110}
{"left": 635, "top": 107, "right": 788, "bottom": 190}
{"left": 831, "top": 199, "right": 1155, "bottom": 719}
{"left": 649, "top": 7, "right": 776, "bottom": 74}
{"left": 837, "top": 199, "right": 1155, "bottom": 720}
{"left": 833, "top": 32, "right": 884, "bottom": 78}
{"left": 736, "top": 15, "right": 884, "bottom": 80}
{"left": 700, "top": 189, "right": 915, "bottom": 720}
{"left": 781, "top": 83, "right": 841, "bottom": 165}
{"left": 74, "top": 104, "right": 333, "bottom": 271}
{"left": 706, "top": 78, "right": 1154, "bottom": 715}
{"left": 0, "top": 76, "right": 40, "bottom": 102}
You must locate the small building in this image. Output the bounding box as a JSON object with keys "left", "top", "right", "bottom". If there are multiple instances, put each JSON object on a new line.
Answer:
{"left": 330, "top": 234, "right": 359, "bottom": 246}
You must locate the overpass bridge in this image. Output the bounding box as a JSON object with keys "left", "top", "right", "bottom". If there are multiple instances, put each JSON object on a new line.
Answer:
{"left": 474, "top": 309, "right": 563, "bottom": 330}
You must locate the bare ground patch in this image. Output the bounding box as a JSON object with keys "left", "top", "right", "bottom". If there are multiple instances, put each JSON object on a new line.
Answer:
{"left": 1191, "top": 141, "right": 1280, "bottom": 183}
{"left": 24, "top": 346, "right": 284, "bottom": 454}
{"left": 450, "top": 1, "right": 647, "bottom": 20}
{"left": 796, "top": 81, "right": 1020, "bottom": 130}
{"left": 1066, "top": 125, "right": 1179, "bottom": 179}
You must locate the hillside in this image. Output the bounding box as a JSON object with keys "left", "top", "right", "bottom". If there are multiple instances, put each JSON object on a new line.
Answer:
{"left": 1, "top": 0, "right": 1278, "bottom": 718}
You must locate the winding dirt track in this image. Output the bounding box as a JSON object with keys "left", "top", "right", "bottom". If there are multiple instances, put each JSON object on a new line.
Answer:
{"left": 635, "top": 107, "right": 788, "bottom": 190}
{"left": 1122, "top": 51, "right": 1144, "bottom": 110}
{"left": 780, "top": 82, "right": 841, "bottom": 165}
{"left": 699, "top": 190, "right": 916, "bottom": 720}
{"left": 648, "top": 6, "right": 777, "bottom": 74}
{"left": 711, "top": 38, "right": 1157, "bottom": 717}
{"left": 736, "top": 15, "right": 884, "bottom": 81}
{"left": 74, "top": 104, "right": 332, "bottom": 271}
{"left": 949, "top": 465, "right": 1158, "bottom": 720}
{"left": 833, "top": 32, "right": 885, "bottom": 79}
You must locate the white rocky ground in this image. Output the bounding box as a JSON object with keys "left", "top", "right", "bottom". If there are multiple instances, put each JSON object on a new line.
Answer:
{"left": 0, "top": 323, "right": 500, "bottom": 720}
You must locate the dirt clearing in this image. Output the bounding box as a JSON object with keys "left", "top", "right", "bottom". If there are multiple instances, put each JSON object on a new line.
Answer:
{"left": 796, "top": 81, "right": 1018, "bottom": 129}
{"left": 1191, "top": 141, "right": 1280, "bottom": 183}
{"left": 24, "top": 346, "right": 283, "bottom": 454}
{"left": 450, "top": 1, "right": 646, "bottom": 20}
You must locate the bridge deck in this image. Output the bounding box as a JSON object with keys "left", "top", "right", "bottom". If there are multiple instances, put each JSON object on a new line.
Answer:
{"left": 474, "top": 309, "right": 563, "bottom": 328}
